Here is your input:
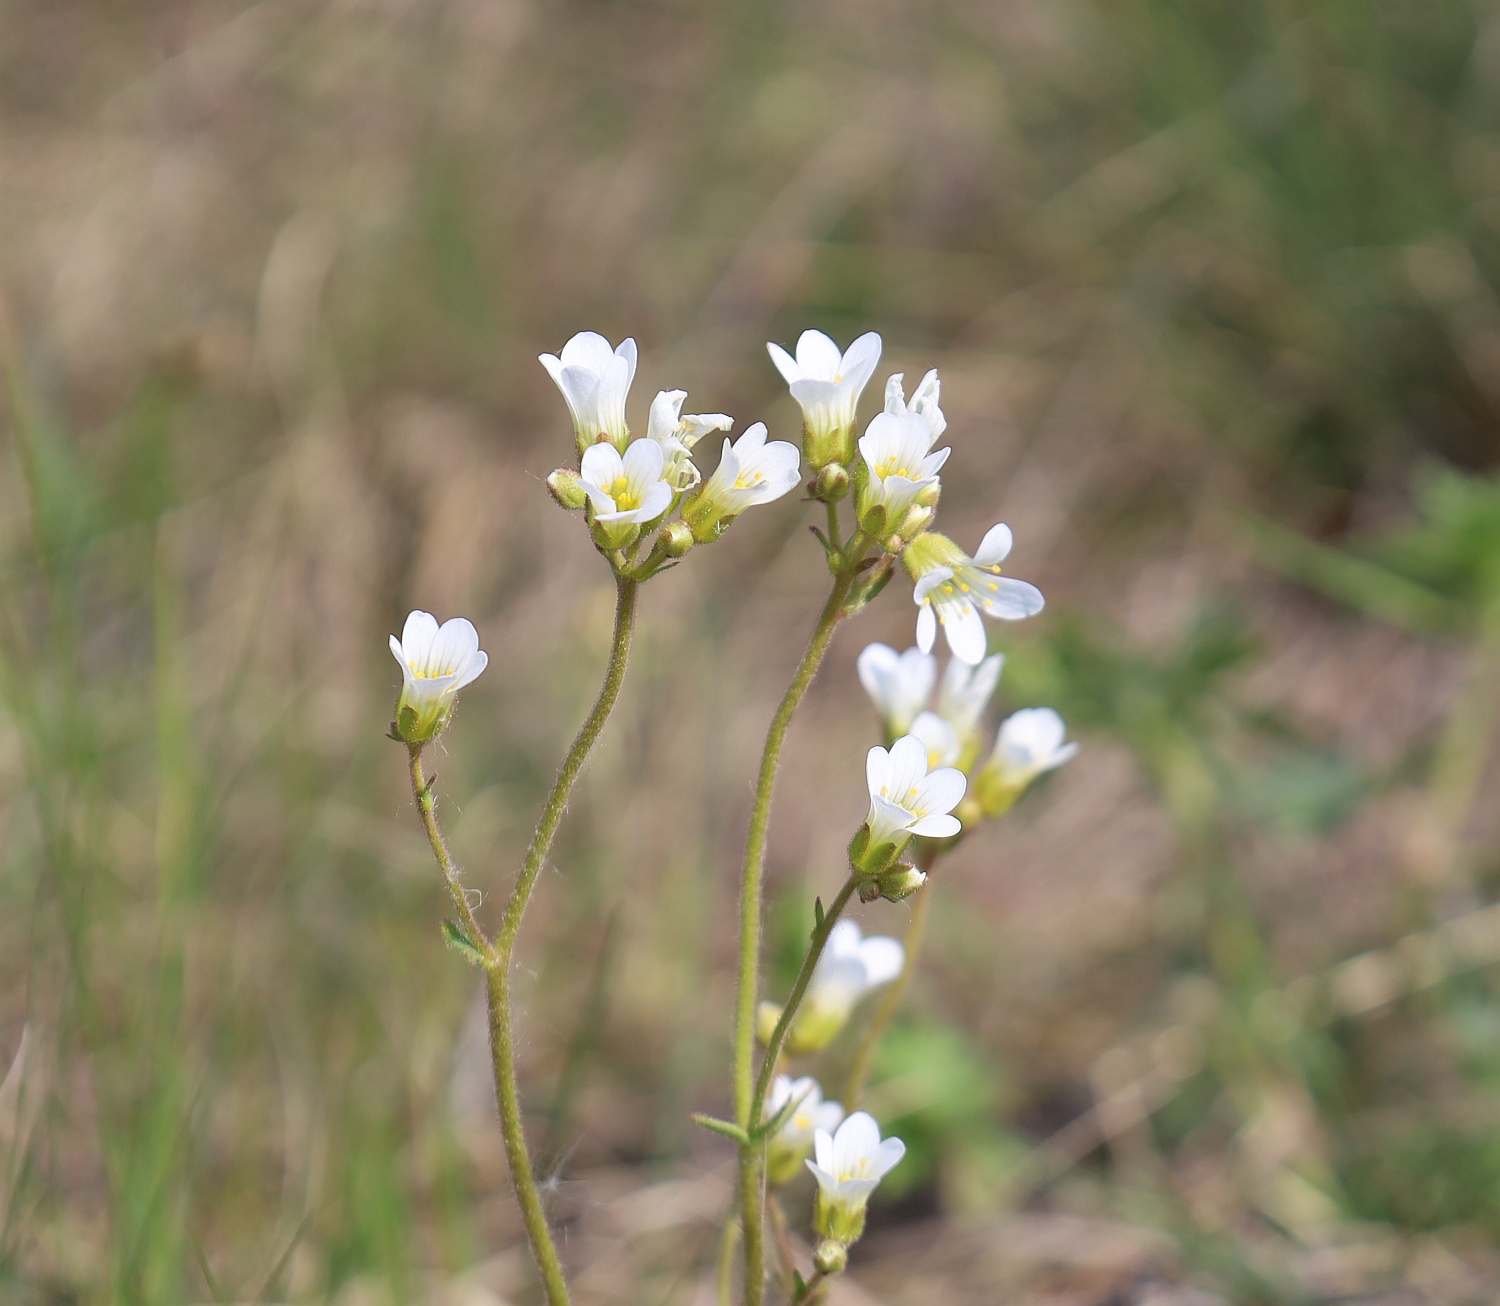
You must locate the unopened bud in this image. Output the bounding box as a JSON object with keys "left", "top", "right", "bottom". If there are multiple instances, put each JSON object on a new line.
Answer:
{"left": 875, "top": 864, "right": 927, "bottom": 902}
{"left": 892, "top": 504, "right": 934, "bottom": 544}
{"left": 547, "top": 468, "right": 588, "bottom": 510}
{"left": 813, "top": 1240, "right": 848, "bottom": 1275}
{"left": 662, "top": 520, "right": 694, "bottom": 558}
{"left": 916, "top": 479, "right": 942, "bottom": 509}
{"left": 813, "top": 462, "right": 849, "bottom": 502}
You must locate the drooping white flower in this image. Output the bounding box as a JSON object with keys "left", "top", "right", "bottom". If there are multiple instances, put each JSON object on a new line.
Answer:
{"left": 864, "top": 733, "right": 965, "bottom": 848}
{"left": 856, "top": 643, "right": 936, "bottom": 739}
{"left": 908, "top": 710, "right": 960, "bottom": 770}
{"left": 579, "top": 438, "right": 674, "bottom": 547}
{"left": 389, "top": 611, "right": 489, "bottom": 743}
{"left": 989, "top": 708, "right": 1078, "bottom": 789}
{"left": 855, "top": 410, "right": 950, "bottom": 531}
{"left": 683, "top": 423, "right": 801, "bottom": 541}
{"left": 539, "top": 331, "right": 638, "bottom": 453}
{"left": 807, "top": 1111, "right": 906, "bottom": 1244}
{"left": 646, "top": 389, "right": 732, "bottom": 489}
{"left": 883, "top": 369, "right": 945, "bottom": 446}
{"left": 903, "top": 525, "right": 1045, "bottom": 665}
{"left": 938, "top": 653, "right": 1004, "bottom": 759}
{"left": 776, "top": 919, "right": 904, "bottom": 1055}
{"left": 767, "top": 329, "right": 882, "bottom": 468}
{"left": 764, "top": 1075, "right": 844, "bottom": 1185}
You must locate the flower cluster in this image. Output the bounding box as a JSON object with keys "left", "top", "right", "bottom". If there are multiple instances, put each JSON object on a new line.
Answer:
{"left": 768, "top": 329, "right": 1045, "bottom": 664}
{"left": 543, "top": 331, "right": 802, "bottom": 573}
{"left": 858, "top": 640, "right": 1077, "bottom": 825}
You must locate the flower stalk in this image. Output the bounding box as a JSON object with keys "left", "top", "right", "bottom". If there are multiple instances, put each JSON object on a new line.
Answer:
{"left": 408, "top": 575, "right": 638, "bottom": 1306}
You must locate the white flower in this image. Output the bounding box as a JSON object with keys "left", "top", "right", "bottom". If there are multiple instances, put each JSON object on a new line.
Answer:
{"left": 938, "top": 653, "right": 1004, "bottom": 757}
{"left": 903, "top": 525, "right": 1045, "bottom": 665}
{"left": 539, "top": 331, "right": 638, "bottom": 453}
{"left": 856, "top": 643, "right": 936, "bottom": 738}
{"left": 883, "top": 369, "right": 946, "bottom": 446}
{"left": 646, "top": 389, "right": 732, "bottom": 489}
{"left": 807, "top": 1111, "right": 906, "bottom": 1244}
{"left": 389, "top": 611, "right": 488, "bottom": 743}
{"left": 579, "top": 439, "right": 674, "bottom": 547}
{"left": 767, "top": 329, "right": 882, "bottom": 468}
{"left": 777, "top": 920, "right": 904, "bottom": 1055}
{"left": 908, "top": 710, "right": 960, "bottom": 770}
{"left": 865, "top": 733, "right": 965, "bottom": 847}
{"left": 764, "top": 1075, "right": 844, "bottom": 1185}
{"left": 683, "top": 423, "right": 801, "bottom": 541}
{"left": 855, "top": 410, "right": 949, "bottom": 529}
{"left": 989, "top": 707, "right": 1078, "bottom": 789}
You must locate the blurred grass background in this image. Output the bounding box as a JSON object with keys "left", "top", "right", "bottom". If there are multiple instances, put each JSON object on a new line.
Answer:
{"left": 6, "top": 0, "right": 1500, "bottom": 1301}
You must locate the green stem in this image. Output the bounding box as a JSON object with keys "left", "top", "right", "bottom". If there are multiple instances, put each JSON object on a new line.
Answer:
{"left": 734, "top": 569, "right": 857, "bottom": 1305}
{"left": 842, "top": 868, "right": 934, "bottom": 1112}
{"left": 489, "top": 573, "right": 637, "bottom": 1305}
{"left": 740, "top": 875, "right": 859, "bottom": 1306}
{"left": 409, "top": 748, "right": 497, "bottom": 962}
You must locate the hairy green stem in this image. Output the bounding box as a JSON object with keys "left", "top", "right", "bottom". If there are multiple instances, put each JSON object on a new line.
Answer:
{"left": 734, "top": 569, "right": 857, "bottom": 1305}
{"left": 842, "top": 871, "right": 933, "bottom": 1111}
{"left": 411, "top": 575, "right": 637, "bottom": 1306}
{"left": 491, "top": 573, "right": 637, "bottom": 1304}
{"left": 409, "top": 748, "right": 497, "bottom": 962}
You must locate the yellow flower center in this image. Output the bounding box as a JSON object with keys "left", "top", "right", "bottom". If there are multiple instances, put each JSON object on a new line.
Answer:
{"left": 607, "top": 475, "right": 641, "bottom": 511}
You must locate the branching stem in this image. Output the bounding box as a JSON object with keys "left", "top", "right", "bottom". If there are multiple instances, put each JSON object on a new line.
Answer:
{"left": 410, "top": 574, "right": 638, "bottom": 1306}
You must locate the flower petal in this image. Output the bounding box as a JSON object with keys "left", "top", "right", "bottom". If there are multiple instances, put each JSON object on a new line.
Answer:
{"left": 908, "top": 812, "right": 961, "bottom": 838}
{"left": 857, "top": 937, "right": 904, "bottom": 987}
{"left": 767, "top": 341, "right": 801, "bottom": 384}
{"left": 973, "top": 523, "right": 1013, "bottom": 565}
{"left": 944, "top": 602, "right": 988, "bottom": 665}
{"left": 796, "top": 329, "right": 842, "bottom": 379}
{"left": 916, "top": 602, "right": 936, "bottom": 653}
{"left": 978, "top": 577, "right": 1045, "bottom": 620}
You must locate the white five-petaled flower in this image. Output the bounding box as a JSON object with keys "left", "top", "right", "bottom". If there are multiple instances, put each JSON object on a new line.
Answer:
{"left": 539, "top": 331, "right": 638, "bottom": 453}
{"left": 579, "top": 439, "right": 674, "bottom": 547}
{"left": 938, "top": 653, "right": 1004, "bottom": 757}
{"left": 683, "top": 423, "right": 801, "bottom": 541}
{"left": 988, "top": 707, "right": 1078, "bottom": 790}
{"left": 764, "top": 1075, "right": 844, "bottom": 1185}
{"left": 646, "top": 389, "right": 732, "bottom": 489}
{"left": 865, "top": 733, "right": 965, "bottom": 848}
{"left": 909, "top": 710, "right": 961, "bottom": 770}
{"left": 883, "top": 369, "right": 946, "bottom": 446}
{"left": 807, "top": 1111, "right": 906, "bottom": 1244}
{"left": 856, "top": 410, "right": 950, "bottom": 529}
{"left": 767, "top": 329, "right": 882, "bottom": 468}
{"left": 856, "top": 643, "right": 936, "bottom": 739}
{"left": 389, "top": 611, "right": 489, "bottom": 743}
{"left": 903, "top": 525, "right": 1045, "bottom": 665}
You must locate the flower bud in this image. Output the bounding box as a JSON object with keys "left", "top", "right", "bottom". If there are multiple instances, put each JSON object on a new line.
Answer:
{"left": 813, "top": 462, "right": 849, "bottom": 502}
{"left": 813, "top": 1240, "right": 848, "bottom": 1276}
{"left": 874, "top": 864, "right": 927, "bottom": 902}
{"left": 546, "top": 468, "right": 588, "bottom": 510}
{"left": 662, "top": 520, "right": 694, "bottom": 558}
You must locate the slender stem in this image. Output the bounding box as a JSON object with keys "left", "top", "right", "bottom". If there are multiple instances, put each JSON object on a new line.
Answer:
{"left": 750, "top": 875, "right": 860, "bottom": 1126}
{"left": 734, "top": 570, "right": 857, "bottom": 1306}
{"left": 484, "top": 573, "right": 637, "bottom": 1305}
{"left": 846, "top": 845, "right": 936, "bottom": 1109}
{"left": 739, "top": 875, "right": 859, "bottom": 1306}
{"left": 409, "top": 748, "right": 496, "bottom": 961}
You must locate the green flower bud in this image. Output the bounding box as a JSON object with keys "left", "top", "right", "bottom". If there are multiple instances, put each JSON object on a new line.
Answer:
{"left": 813, "top": 462, "right": 850, "bottom": 502}
{"left": 874, "top": 864, "right": 927, "bottom": 902}
{"left": 546, "top": 468, "right": 588, "bottom": 510}
{"left": 662, "top": 520, "right": 694, "bottom": 558}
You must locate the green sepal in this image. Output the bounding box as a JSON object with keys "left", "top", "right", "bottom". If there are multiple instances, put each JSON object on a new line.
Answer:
{"left": 690, "top": 1113, "right": 751, "bottom": 1146}
{"left": 442, "top": 920, "right": 489, "bottom": 968}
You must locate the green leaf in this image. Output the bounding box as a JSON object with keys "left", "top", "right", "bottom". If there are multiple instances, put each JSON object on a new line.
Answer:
{"left": 813, "top": 897, "right": 825, "bottom": 932}
{"left": 753, "top": 1084, "right": 811, "bottom": 1143}
{"left": 690, "top": 1113, "right": 750, "bottom": 1145}
{"left": 441, "top": 920, "right": 489, "bottom": 968}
